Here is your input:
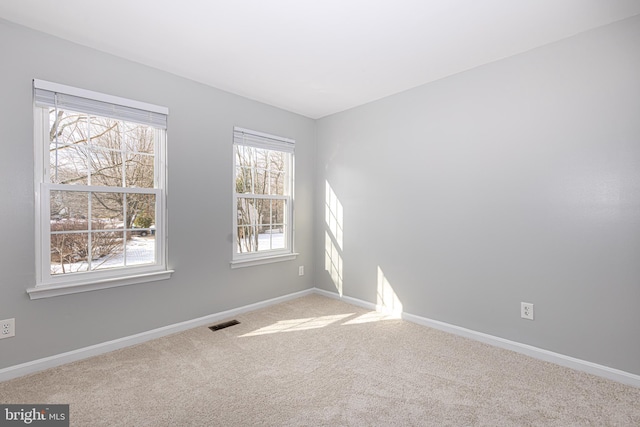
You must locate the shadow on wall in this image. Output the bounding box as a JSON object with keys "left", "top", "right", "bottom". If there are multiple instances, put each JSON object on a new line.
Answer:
{"left": 325, "top": 181, "right": 343, "bottom": 295}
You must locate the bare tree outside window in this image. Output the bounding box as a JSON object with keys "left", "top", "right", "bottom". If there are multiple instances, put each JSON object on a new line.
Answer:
{"left": 235, "top": 145, "right": 288, "bottom": 253}
{"left": 48, "top": 108, "right": 157, "bottom": 274}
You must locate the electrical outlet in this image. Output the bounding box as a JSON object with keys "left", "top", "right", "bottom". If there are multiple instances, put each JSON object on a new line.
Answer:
{"left": 298, "top": 266, "right": 304, "bottom": 276}
{"left": 521, "top": 303, "right": 534, "bottom": 320}
{"left": 1, "top": 318, "right": 15, "bottom": 339}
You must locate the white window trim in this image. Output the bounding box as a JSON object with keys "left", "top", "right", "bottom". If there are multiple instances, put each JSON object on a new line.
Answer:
{"left": 231, "top": 127, "right": 297, "bottom": 267}
{"left": 30, "top": 80, "right": 172, "bottom": 299}
{"left": 230, "top": 253, "right": 299, "bottom": 269}
{"left": 26, "top": 270, "right": 173, "bottom": 299}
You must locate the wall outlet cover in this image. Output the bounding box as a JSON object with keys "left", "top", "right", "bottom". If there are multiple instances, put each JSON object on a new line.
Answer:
{"left": 521, "top": 303, "right": 534, "bottom": 320}
{"left": 1, "top": 318, "right": 15, "bottom": 339}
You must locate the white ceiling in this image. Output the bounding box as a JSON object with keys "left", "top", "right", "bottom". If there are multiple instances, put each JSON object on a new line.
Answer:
{"left": 2, "top": 1, "right": 640, "bottom": 119}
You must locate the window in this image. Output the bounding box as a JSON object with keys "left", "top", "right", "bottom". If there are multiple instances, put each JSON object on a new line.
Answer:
{"left": 232, "top": 127, "right": 296, "bottom": 267}
{"left": 29, "top": 80, "right": 172, "bottom": 299}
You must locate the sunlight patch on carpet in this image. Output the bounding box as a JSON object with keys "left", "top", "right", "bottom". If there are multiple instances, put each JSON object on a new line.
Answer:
{"left": 240, "top": 313, "right": 354, "bottom": 337}
{"left": 343, "top": 310, "right": 399, "bottom": 325}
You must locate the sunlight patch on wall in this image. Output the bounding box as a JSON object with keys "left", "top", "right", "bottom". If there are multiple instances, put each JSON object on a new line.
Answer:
{"left": 324, "top": 181, "right": 344, "bottom": 296}
{"left": 376, "top": 266, "right": 403, "bottom": 317}
{"left": 240, "top": 313, "right": 353, "bottom": 337}
{"left": 325, "top": 231, "right": 343, "bottom": 296}
{"left": 325, "top": 181, "right": 343, "bottom": 250}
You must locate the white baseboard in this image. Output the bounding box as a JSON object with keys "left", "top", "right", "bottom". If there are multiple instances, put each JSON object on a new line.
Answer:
{"left": 314, "top": 288, "right": 378, "bottom": 311}
{"left": 314, "top": 287, "right": 640, "bottom": 388}
{"left": 3, "top": 286, "right": 639, "bottom": 389}
{"left": 0, "top": 288, "right": 314, "bottom": 383}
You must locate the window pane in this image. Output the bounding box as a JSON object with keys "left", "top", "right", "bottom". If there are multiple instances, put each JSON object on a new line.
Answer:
{"left": 127, "top": 193, "right": 156, "bottom": 232}
{"left": 237, "top": 197, "right": 258, "bottom": 253}
{"left": 268, "top": 151, "right": 286, "bottom": 195}
{"left": 89, "top": 147, "right": 123, "bottom": 187}
{"left": 236, "top": 196, "right": 288, "bottom": 253}
{"left": 51, "top": 191, "right": 89, "bottom": 229}
{"left": 49, "top": 113, "right": 91, "bottom": 186}
{"left": 237, "top": 198, "right": 286, "bottom": 252}
{"left": 237, "top": 226, "right": 256, "bottom": 253}
{"left": 88, "top": 117, "right": 120, "bottom": 151}
{"left": 124, "top": 122, "right": 155, "bottom": 155}
{"left": 50, "top": 232, "right": 89, "bottom": 275}
{"left": 257, "top": 231, "right": 271, "bottom": 251}
{"left": 255, "top": 148, "right": 268, "bottom": 168}
{"left": 237, "top": 198, "right": 258, "bottom": 227}
{"left": 86, "top": 117, "right": 122, "bottom": 187}
{"left": 236, "top": 226, "right": 255, "bottom": 253}
{"left": 262, "top": 199, "right": 286, "bottom": 251}
{"left": 48, "top": 109, "right": 88, "bottom": 149}
{"left": 259, "top": 227, "right": 285, "bottom": 251}
{"left": 126, "top": 153, "right": 154, "bottom": 188}
{"left": 269, "top": 199, "right": 286, "bottom": 228}
{"left": 92, "top": 192, "right": 124, "bottom": 229}
{"left": 50, "top": 145, "right": 90, "bottom": 185}
{"left": 91, "top": 231, "right": 125, "bottom": 271}
{"left": 127, "top": 233, "right": 156, "bottom": 266}
{"left": 268, "top": 169, "right": 285, "bottom": 196}
{"left": 235, "top": 144, "right": 248, "bottom": 162}
{"left": 235, "top": 167, "right": 252, "bottom": 193}
{"left": 234, "top": 146, "right": 289, "bottom": 196}
{"left": 254, "top": 167, "right": 268, "bottom": 195}
{"left": 236, "top": 145, "right": 255, "bottom": 169}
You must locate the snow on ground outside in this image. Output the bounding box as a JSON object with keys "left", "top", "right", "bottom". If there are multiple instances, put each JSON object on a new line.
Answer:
{"left": 51, "top": 235, "right": 157, "bottom": 275}
{"left": 50, "top": 233, "right": 284, "bottom": 274}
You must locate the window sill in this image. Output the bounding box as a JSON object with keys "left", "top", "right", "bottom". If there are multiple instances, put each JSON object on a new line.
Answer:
{"left": 27, "top": 270, "right": 174, "bottom": 300}
{"left": 230, "top": 253, "right": 299, "bottom": 269}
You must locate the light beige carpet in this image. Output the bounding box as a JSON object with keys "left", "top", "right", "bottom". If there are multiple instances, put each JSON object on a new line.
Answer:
{"left": 1, "top": 294, "right": 639, "bottom": 426}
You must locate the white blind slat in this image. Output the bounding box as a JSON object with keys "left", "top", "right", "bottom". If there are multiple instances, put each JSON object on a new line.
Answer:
{"left": 233, "top": 127, "right": 294, "bottom": 153}
{"left": 34, "top": 83, "right": 167, "bottom": 129}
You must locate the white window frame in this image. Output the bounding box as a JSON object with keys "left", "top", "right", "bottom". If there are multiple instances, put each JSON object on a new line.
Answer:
{"left": 28, "top": 80, "right": 173, "bottom": 299}
{"left": 231, "top": 127, "right": 297, "bottom": 268}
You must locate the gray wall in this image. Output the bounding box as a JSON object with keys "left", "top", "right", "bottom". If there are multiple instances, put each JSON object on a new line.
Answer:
{"left": 316, "top": 15, "right": 640, "bottom": 375}
{"left": 2, "top": 14, "right": 639, "bottom": 378}
{"left": 0, "top": 19, "right": 316, "bottom": 370}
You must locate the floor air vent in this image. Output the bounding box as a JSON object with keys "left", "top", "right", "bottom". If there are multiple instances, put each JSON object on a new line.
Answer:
{"left": 208, "top": 320, "right": 240, "bottom": 331}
